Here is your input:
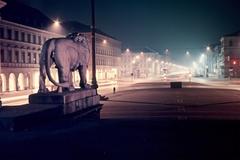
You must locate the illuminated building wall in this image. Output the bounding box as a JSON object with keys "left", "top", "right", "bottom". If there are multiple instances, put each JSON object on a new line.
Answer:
{"left": 0, "top": 19, "right": 62, "bottom": 92}
{"left": 220, "top": 32, "right": 240, "bottom": 78}
{"left": 0, "top": 2, "right": 121, "bottom": 93}
{"left": 120, "top": 49, "right": 162, "bottom": 79}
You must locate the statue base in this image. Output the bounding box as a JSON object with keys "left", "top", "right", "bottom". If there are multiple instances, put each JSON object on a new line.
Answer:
{"left": 29, "top": 89, "right": 100, "bottom": 115}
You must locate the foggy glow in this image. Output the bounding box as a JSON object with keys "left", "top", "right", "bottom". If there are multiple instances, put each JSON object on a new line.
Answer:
{"left": 54, "top": 19, "right": 60, "bottom": 27}
{"left": 103, "top": 39, "right": 107, "bottom": 44}
{"left": 206, "top": 46, "right": 211, "bottom": 51}
{"left": 199, "top": 54, "right": 205, "bottom": 64}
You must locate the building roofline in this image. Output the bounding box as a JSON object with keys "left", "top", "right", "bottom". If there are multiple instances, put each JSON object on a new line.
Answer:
{"left": 1, "top": 19, "right": 63, "bottom": 36}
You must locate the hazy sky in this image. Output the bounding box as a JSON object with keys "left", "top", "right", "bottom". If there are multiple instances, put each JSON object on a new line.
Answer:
{"left": 15, "top": 0, "right": 240, "bottom": 62}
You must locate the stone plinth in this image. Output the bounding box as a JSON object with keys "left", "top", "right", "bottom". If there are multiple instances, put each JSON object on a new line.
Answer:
{"left": 29, "top": 89, "right": 100, "bottom": 115}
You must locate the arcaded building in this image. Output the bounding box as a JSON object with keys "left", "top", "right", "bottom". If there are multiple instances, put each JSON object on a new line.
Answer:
{"left": 0, "top": 0, "right": 121, "bottom": 93}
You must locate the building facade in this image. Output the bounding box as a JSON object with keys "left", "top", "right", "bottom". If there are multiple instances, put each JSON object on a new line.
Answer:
{"left": 220, "top": 32, "right": 240, "bottom": 78}
{"left": 120, "top": 49, "right": 162, "bottom": 79}
{"left": 0, "top": 19, "right": 62, "bottom": 92}
{"left": 0, "top": 1, "right": 121, "bottom": 93}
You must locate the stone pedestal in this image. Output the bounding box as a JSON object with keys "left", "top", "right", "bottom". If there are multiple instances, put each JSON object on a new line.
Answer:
{"left": 29, "top": 89, "right": 100, "bottom": 115}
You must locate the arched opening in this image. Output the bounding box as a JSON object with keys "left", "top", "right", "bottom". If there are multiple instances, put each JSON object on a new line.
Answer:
{"left": 0, "top": 74, "right": 6, "bottom": 92}
{"left": 25, "top": 74, "right": 30, "bottom": 90}
{"left": 9, "top": 73, "right": 16, "bottom": 91}
{"left": 17, "top": 73, "right": 25, "bottom": 91}
{"left": 32, "top": 71, "right": 39, "bottom": 89}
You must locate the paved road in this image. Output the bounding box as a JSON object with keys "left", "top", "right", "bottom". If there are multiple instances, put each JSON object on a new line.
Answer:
{"left": 101, "top": 82, "right": 240, "bottom": 120}
{"left": 1, "top": 81, "right": 240, "bottom": 159}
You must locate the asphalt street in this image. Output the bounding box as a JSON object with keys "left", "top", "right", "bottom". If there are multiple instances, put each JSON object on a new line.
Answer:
{"left": 102, "top": 82, "right": 240, "bottom": 120}
{"left": 0, "top": 81, "right": 240, "bottom": 159}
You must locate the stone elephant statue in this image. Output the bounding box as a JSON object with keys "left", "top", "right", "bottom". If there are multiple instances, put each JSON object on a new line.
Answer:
{"left": 38, "top": 33, "right": 91, "bottom": 93}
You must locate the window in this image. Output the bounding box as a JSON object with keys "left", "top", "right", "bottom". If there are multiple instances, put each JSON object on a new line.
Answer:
{"left": 33, "top": 53, "right": 37, "bottom": 63}
{"left": 27, "top": 52, "right": 31, "bottom": 63}
{"left": 7, "top": 29, "right": 12, "bottom": 40}
{"left": 229, "top": 40, "right": 233, "bottom": 47}
{"left": 33, "top": 35, "right": 36, "bottom": 44}
{"left": 21, "top": 32, "right": 25, "bottom": 42}
{"left": 0, "top": 49, "right": 4, "bottom": 62}
{"left": 38, "top": 36, "right": 42, "bottom": 45}
{"left": 15, "top": 50, "right": 19, "bottom": 63}
{"left": 14, "top": 31, "right": 19, "bottom": 41}
{"left": 7, "top": 50, "right": 12, "bottom": 62}
{"left": 27, "top": 34, "right": 31, "bottom": 43}
{"left": 0, "top": 27, "right": 4, "bottom": 38}
{"left": 21, "top": 52, "right": 25, "bottom": 63}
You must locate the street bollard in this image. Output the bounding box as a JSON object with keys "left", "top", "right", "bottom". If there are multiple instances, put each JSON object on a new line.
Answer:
{"left": 113, "top": 87, "right": 116, "bottom": 94}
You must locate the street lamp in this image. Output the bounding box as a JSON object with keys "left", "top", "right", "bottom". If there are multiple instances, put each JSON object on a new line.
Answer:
{"left": 233, "top": 60, "right": 237, "bottom": 65}
{"left": 186, "top": 51, "right": 190, "bottom": 56}
{"left": 126, "top": 48, "right": 130, "bottom": 52}
{"left": 91, "top": 0, "right": 98, "bottom": 89}
{"left": 206, "top": 46, "right": 211, "bottom": 52}
{"left": 53, "top": 19, "right": 60, "bottom": 27}
{"left": 206, "top": 46, "right": 211, "bottom": 78}
{"left": 103, "top": 39, "right": 107, "bottom": 44}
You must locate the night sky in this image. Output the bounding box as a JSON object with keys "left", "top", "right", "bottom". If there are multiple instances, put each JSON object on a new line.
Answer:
{"left": 14, "top": 0, "right": 240, "bottom": 63}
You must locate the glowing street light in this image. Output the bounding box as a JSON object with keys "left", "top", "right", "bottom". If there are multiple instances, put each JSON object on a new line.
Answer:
{"left": 53, "top": 19, "right": 60, "bottom": 27}
{"left": 186, "top": 51, "right": 190, "bottom": 56}
{"left": 126, "top": 48, "right": 130, "bottom": 52}
{"left": 136, "top": 55, "right": 140, "bottom": 59}
{"left": 132, "top": 60, "right": 136, "bottom": 64}
{"left": 206, "top": 46, "right": 211, "bottom": 51}
{"left": 140, "top": 52, "right": 144, "bottom": 55}
{"left": 199, "top": 54, "right": 205, "bottom": 63}
{"left": 193, "top": 61, "right": 197, "bottom": 68}
{"left": 147, "top": 57, "right": 152, "bottom": 62}
{"left": 103, "top": 39, "right": 107, "bottom": 44}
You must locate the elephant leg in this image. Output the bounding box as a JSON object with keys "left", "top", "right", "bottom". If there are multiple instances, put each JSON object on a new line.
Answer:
{"left": 68, "top": 72, "right": 75, "bottom": 91}
{"left": 79, "top": 65, "right": 87, "bottom": 88}
{"left": 38, "top": 64, "right": 48, "bottom": 93}
{"left": 58, "top": 68, "right": 70, "bottom": 92}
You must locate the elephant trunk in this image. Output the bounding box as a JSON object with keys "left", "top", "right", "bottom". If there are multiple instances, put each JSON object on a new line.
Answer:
{"left": 45, "top": 39, "right": 69, "bottom": 88}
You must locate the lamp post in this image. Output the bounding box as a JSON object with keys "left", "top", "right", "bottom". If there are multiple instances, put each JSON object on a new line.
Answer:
{"left": 91, "top": 0, "right": 98, "bottom": 89}
{"left": 206, "top": 46, "right": 211, "bottom": 78}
